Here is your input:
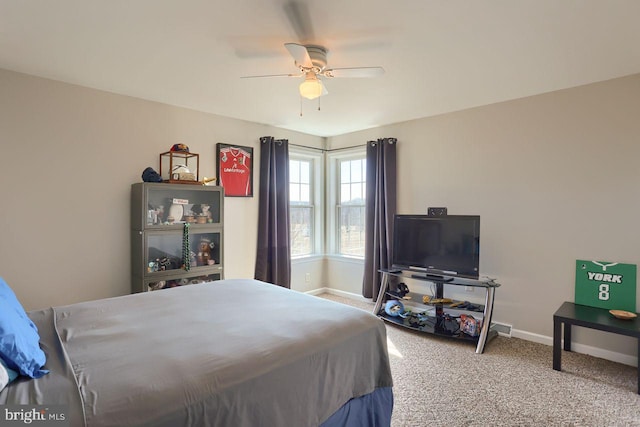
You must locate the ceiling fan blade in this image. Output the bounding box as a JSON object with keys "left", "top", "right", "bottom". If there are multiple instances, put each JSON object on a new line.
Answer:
{"left": 283, "top": 1, "right": 315, "bottom": 43}
{"left": 241, "top": 72, "right": 302, "bottom": 79}
{"left": 284, "top": 43, "right": 313, "bottom": 68}
{"left": 322, "top": 67, "right": 385, "bottom": 78}
{"left": 321, "top": 82, "right": 329, "bottom": 96}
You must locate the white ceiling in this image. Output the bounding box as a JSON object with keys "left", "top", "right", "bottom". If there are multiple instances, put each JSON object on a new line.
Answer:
{"left": 2, "top": 1, "right": 639, "bottom": 137}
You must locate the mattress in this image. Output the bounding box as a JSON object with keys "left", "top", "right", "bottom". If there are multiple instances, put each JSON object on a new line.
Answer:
{"left": 1, "top": 279, "right": 393, "bottom": 426}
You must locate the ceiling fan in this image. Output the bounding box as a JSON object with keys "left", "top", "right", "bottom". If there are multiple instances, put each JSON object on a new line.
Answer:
{"left": 241, "top": 42, "right": 385, "bottom": 100}
{"left": 241, "top": 1, "right": 384, "bottom": 101}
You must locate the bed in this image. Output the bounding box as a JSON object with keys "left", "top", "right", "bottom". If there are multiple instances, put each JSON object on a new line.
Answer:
{"left": 0, "top": 278, "right": 393, "bottom": 426}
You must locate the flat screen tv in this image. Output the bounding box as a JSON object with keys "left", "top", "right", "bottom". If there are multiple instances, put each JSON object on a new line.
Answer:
{"left": 392, "top": 214, "right": 480, "bottom": 278}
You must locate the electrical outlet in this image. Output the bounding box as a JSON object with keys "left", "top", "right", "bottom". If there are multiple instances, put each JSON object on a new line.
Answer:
{"left": 465, "top": 286, "right": 474, "bottom": 292}
{"left": 305, "top": 273, "right": 311, "bottom": 283}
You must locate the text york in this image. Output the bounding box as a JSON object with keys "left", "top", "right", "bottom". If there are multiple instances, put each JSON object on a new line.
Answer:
{"left": 587, "top": 272, "right": 623, "bottom": 283}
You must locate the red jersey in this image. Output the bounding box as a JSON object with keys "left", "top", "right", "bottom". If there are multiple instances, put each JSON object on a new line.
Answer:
{"left": 219, "top": 147, "right": 252, "bottom": 196}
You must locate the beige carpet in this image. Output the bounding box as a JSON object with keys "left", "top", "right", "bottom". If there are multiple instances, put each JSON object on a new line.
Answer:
{"left": 318, "top": 293, "right": 640, "bottom": 427}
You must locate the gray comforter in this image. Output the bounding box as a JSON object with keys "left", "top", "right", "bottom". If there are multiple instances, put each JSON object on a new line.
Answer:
{"left": 1, "top": 279, "right": 393, "bottom": 426}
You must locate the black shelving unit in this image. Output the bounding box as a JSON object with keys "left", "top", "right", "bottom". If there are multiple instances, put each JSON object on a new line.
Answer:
{"left": 373, "top": 269, "right": 501, "bottom": 353}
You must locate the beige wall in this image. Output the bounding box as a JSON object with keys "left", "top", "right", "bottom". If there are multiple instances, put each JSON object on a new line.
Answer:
{"left": 328, "top": 73, "right": 640, "bottom": 361}
{"left": 0, "top": 68, "right": 323, "bottom": 310}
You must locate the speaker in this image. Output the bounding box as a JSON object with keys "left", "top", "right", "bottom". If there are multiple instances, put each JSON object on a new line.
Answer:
{"left": 427, "top": 207, "right": 447, "bottom": 217}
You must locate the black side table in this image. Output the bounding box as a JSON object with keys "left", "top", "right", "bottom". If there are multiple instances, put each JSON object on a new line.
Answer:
{"left": 553, "top": 301, "right": 640, "bottom": 394}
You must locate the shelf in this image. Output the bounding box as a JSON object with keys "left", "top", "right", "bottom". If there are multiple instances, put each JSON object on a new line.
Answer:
{"left": 146, "top": 270, "right": 222, "bottom": 292}
{"left": 131, "top": 182, "right": 224, "bottom": 293}
{"left": 377, "top": 312, "right": 495, "bottom": 343}
{"left": 374, "top": 268, "right": 500, "bottom": 353}
{"left": 386, "top": 291, "right": 486, "bottom": 314}
{"left": 146, "top": 264, "right": 222, "bottom": 277}
{"left": 380, "top": 268, "right": 500, "bottom": 288}
{"left": 144, "top": 222, "right": 223, "bottom": 230}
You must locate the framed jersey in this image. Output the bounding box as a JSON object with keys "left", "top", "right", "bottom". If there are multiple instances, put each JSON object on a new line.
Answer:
{"left": 216, "top": 143, "right": 253, "bottom": 197}
{"left": 575, "top": 260, "right": 637, "bottom": 312}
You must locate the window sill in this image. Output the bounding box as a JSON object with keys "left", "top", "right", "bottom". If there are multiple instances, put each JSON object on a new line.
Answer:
{"left": 291, "top": 254, "right": 325, "bottom": 264}
{"left": 291, "top": 254, "right": 364, "bottom": 265}
{"left": 324, "top": 254, "right": 365, "bottom": 265}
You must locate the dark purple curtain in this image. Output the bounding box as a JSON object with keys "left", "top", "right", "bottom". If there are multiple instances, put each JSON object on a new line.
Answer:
{"left": 362, "top": 138, "right": 397, "bottom": 299}
{"left": 255, "top": 136, "right": 291, "bottom": 288}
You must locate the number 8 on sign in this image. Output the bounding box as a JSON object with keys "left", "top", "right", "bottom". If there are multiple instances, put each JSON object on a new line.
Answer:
{"left": 598, "top": 284, "right": 609, "bottom": 301}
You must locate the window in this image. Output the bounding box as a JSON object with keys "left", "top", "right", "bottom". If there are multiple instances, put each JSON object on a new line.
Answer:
{"left": 338, "top": 157, "right": 366, "bottom": 256}
{"left": 290, "top": 158, "right": 312, "bottom": 256}
{"left": 327, "top": 148, "right": 367, "bottom": 258}
{"left": 289, "top": 148, "right": 323, "bottom": 257}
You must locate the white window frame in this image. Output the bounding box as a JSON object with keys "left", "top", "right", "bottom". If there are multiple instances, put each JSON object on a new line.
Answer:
{"left": 326, "top": 146, "right": 367, "bottom": 258}
{"left": 289, "top": 146, "right": 324, "bottom": 258}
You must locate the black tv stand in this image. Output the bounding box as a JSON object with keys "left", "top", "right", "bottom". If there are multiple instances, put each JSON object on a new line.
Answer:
{"left": 374, "top": 268, "right": 501, "bottom": 353}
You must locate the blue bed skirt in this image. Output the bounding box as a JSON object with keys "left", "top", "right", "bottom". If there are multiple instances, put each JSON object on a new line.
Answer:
{"left": 320, "top": 387, "right": 393, "bottom": 427}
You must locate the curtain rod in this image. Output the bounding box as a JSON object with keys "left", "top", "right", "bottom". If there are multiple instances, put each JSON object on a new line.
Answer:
{"left": 288, "top": 143, "right": 366, "bottom": 152}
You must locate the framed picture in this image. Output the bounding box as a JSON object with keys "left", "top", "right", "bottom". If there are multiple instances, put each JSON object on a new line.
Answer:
{"left": 216, "top": 143, "right": 254, "bottom": 197}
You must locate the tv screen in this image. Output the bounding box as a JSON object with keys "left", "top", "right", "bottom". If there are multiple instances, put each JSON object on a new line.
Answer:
{"left": 392, "top": 215, "right": 480, "bottom": 278}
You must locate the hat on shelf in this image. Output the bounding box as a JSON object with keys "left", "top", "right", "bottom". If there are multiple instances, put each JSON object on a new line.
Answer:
{"left": 170, "top": 143, "right": 190, "bottom": 153}
{"left": 141, "top": 167, "right": 163, "bottom": 183}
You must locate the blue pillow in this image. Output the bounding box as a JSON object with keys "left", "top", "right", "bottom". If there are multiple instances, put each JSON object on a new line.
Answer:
{"left": 0, "top": 277, "right": 48, "bottom": 378}
{"left": 0, "top": 358, "right": 18, "bottom": 391}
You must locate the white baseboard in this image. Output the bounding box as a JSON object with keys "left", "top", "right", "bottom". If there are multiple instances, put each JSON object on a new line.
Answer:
{"left": 512, "top": 328, "right": 638, "bottom": 367}
{"left": 304, "top": 287, "right": 327, "bottom": 296}
{"left": 305, "top": 287, "right": 373, "bottom": 303}
{"left": 307, "top": 287, "right": 638, "bottom": 368}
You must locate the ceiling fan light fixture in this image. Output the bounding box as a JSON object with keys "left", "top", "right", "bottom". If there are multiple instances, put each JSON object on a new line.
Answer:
{"left": 299, "top": 74, "right": 323, "bottom": 100}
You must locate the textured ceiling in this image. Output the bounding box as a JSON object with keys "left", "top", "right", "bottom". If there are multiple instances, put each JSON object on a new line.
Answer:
{"left": 1, "top": 0, "right": 639, "bottom": 137}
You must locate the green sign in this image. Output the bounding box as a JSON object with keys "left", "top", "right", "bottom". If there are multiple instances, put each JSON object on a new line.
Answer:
{"left": 575, "top": 260, "right": 637, "bottom": 312}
